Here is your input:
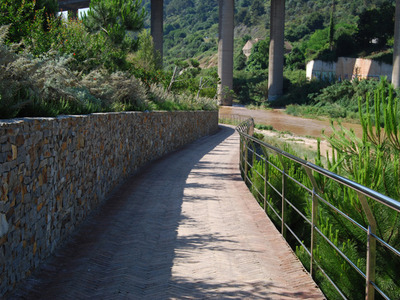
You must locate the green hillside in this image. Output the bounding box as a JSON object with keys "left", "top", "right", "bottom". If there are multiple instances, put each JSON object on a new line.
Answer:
{"left": 142, "top": 0, "right": 397, "bottom": 106}
{"left": 1, "top": 0, "right": 396, "bottom": 115}
{"left": 142, "top": 0, "right": 395, "bottom": 67}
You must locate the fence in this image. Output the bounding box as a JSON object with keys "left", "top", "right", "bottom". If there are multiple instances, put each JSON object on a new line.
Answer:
{"left": 236, "top": 118, "right": 400, "bottom": 300}
{"left": 218, "top": 113, "right": 252, "bottom": 126}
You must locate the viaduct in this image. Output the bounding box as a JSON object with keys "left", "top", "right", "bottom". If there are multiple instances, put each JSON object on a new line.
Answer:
{"left": 59, "top": 0, "right": 400, "bottom": 106}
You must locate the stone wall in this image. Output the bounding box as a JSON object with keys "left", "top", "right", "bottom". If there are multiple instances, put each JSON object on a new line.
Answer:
{"left": 0, "top": 111, "right": 218, "bottom": 296}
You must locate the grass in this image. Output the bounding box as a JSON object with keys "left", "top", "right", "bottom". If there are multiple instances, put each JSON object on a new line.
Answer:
{"left": 218, "top": 115, "right": 252, "bottom": 126}
{"left": 245, "top": 103, "right": 271, "bottom": 110}
{"left": 285, "top": 103, "right": 361, "bottom": 123}
{"left": 255, "top": 124, "right": 274, "bottom": 131}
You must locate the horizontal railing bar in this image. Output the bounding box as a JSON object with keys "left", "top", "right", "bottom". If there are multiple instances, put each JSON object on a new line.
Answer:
{"left": 252, "top": 185, "right": 264, "bottom": 200}
{"left": 371, "top": 280, "right": 391, "bottom": 300}
{"left": 247, "top": 146, "right": 256, "bottom": 156}
{"left": 315, "top": 262, "right": 348, "bottom": 299}
{"left": 285, "top": 198, "right": 312, "bottom": 226}
{"left": 265, "top": 200, "right": 282, "bottom": 221}
{"left": 252, "top": 168, "right": 265, "bottom": 181}
{"left": 263, "top": 196, "right": 282, "bottom": 221}
{"left": 314, "top": 192, "right": 368, "bottom": 234}
{"left": 253, "top": 150, "right": 265, "bottom": 161}
{"left": 268, "top": 182, "right": 282, "bottom": 199}
{"left": 245, "top": 159, "right": 252, "bottom": 169}
{"left": 239, "top": 132, "right": 400, "bottom": 213}
{"left": 314, "top": 226, "right": 366, "bottom": 279}
{"left": 245, "top": 173, "right": 251, "bottom": 184}
{"left": 371, "top": 233, "right": 400, "bottom": 258}
{"left": 284, "top": 223, "right": 312, "bottom": 257}
{"left": 266, "top": 180, "right": 276, "bottom": 192}
{"left": 238, "top": 119, "right": 400, "bottom": 299}
{"left": 266, "top": 160, "right": 282, "bottom": 173}
{"left": 285, "top": 173, "right": 313, "bottom": 194}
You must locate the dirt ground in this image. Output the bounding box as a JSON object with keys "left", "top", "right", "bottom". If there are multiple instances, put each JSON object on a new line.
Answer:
{"left": 254, "top": 128, "right": 333, "bottom": 158}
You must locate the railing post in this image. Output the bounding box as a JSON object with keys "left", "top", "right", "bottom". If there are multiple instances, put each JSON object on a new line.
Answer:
{"left": 251, "top": 141, "right": 256, "bottom": 170}
{"left": 366, "top": 225, "right": 376, "bottom": 300}
{"left": 304, "top": 167, "right": 321, "bottom": 278}
{"left": 239, "top": 136, "right": 243, "bottom": 175}
{"left": 244, "top": 138, "right": 249, "bottom": 184}
{"left": 281, "top": 168, "right": 286, "bottom": 237}
{"left": 357, "top": 192, "right": 377, "bottom": 300}
{"left": 278, "top": 154, "right": 286, "bottom": 238}
{"left": 310, "top": 188, "right": 318, "bottom": 277}
{"left": 264, "top": 154, "right": 268, "bottom": 213}
{"left": 260, "top": 146, "right": 269, "bottom": 213}
{"left": 235, "top": 117, "right": 400, "bottom": 299}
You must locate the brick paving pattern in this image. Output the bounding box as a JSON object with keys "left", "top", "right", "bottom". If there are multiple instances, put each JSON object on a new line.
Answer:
{"left": 9, "top": 125, "right": 325, "bottom": 299}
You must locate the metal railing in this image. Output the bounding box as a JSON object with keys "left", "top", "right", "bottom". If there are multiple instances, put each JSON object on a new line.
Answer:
{"left": 236, "top": 118, "right": 400, "bottom": 300}
{"left": 219, "top": 113, "right": 252, "bottom": 126}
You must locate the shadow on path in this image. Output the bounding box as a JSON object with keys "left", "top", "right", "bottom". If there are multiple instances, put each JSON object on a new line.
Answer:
{"left": 9, "top": 125, "right": 324, "bottom": 300}
{"left": 9, "top": 126, "right": 236, "bottom": 299}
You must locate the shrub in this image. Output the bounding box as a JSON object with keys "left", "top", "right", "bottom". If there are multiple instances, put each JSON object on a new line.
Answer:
{"left": 246, "top": 39, "right": 270, "bottom": 71}
{"left": 128, "top": 29, "right": 161, "bottom": 72}
{"left": 284, "top": 78, "right": 394, "bottom": 122}
{"left": 81, "top": 69, "right": 148, "bottom": 110}
{"left": 245, "top": 80, "right": 400, "bottom": 298}
{"left": 233, "top": 69, "right": 268, "bottom": 105}
{"left": 271, "top": 69, "right": 329, "bottom": 107}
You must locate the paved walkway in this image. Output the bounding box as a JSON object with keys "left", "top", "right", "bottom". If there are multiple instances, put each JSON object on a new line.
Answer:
{"left": 10, "top": 125, "right": 325, "bottom": 299}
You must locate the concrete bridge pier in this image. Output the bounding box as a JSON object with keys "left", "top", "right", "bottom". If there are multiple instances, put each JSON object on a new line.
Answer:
{"left": 392, "top": 0, "right": 400, "bottom": 88}
{"left": 151, "top": 0, "right": 164, "bottom": 64}
{"left": 268, "top": 0, "right": 285, "bottom": 101}
{"left": 218, "top": 0, "right": 234, "bottom": 106}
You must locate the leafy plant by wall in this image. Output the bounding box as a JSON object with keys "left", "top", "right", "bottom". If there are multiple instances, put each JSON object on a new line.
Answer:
{"left": 0, "top": 25, "right": 217, "bottom": 119}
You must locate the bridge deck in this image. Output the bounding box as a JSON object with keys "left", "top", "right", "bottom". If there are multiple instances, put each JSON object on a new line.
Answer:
{"left": 9, "top": 126, "right": 325, "bottom": 299}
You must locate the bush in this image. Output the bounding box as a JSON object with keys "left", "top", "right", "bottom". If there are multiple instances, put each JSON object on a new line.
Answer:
{"left": 233, "top": 69, "right": 268, "bottom": 104}
{"left": 284, "top": 78, "right": 394, "bottom": 122}
{"left": 0, "top": 24, "right": 217, "bottom": 119}
{"left": 246, "top": 39, "right": 270, "bottom": 71}
{"left": 81, "top": 69, "right": 148, "bottom": 110}
{"left": 270, "top": 69, "right": 330, "bottom": 107}
{"left": 247, "top": 93, "right": 400, "bottom": 298}
{"left": 0, "top": 0, "right": 58, "bottom": 44}
{"left": 148, "top": 84, "right": 217, "bottom": 111}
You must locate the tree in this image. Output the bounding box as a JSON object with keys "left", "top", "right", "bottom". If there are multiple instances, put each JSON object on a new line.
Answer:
{"left": 303, "top": 28, "right": 329, "bottom": 60}
{"left": 83, "top": 0, "right": 146, "bottom": 48}
{"left": 246, "top": 39, "right": 270, "bottom": 71}
{"left": 249, "top": 0, "right": 265, "bottom": 24}
{"left": 36, "top": 0, "right": 59, "bottom": 15}
{"left": 356, "top": 1, "right": 394, "bottom": 48}
{"left": 166, "top": 0, "right": 194, "bottom": 16}
{"left": 335, "top": 23, "right": 357, "bottom": 57}
{"left": 0, "top": 0, "right": 58, "bottom": 44}
{"left": 240, "top": 0, "right": 251, "bottom": 8}
{"left": 328, "top": 0, "right": 335, "bottom": 50}
{"left": 235, "top": 8, "right": 251, "bottom": 26}
{"left": 304, "top": 12, "right": 324, "bottom": 33}
{"left": 234, "top": 50, "right": 247, "bottom": 71}
{"left": 131, "top": 29, "right": 160, "bottom": 71}
{"left": 250, "top": 0, "right": 265, "bottom": 17}
{"left": 285, "top": 46, "right": 306, "bottom": 70}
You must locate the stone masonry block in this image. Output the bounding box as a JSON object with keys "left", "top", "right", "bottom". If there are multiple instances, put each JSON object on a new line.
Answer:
{"left": 0, "top": 111, "right": 218, "bottom": 297}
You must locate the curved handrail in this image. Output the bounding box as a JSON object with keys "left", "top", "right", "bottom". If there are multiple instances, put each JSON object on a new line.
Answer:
{"left": 236, "top": 117, "right": 400, "bottom": 300}
{"left": 237, "top": 120, "right": 400, "bottom": 213}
